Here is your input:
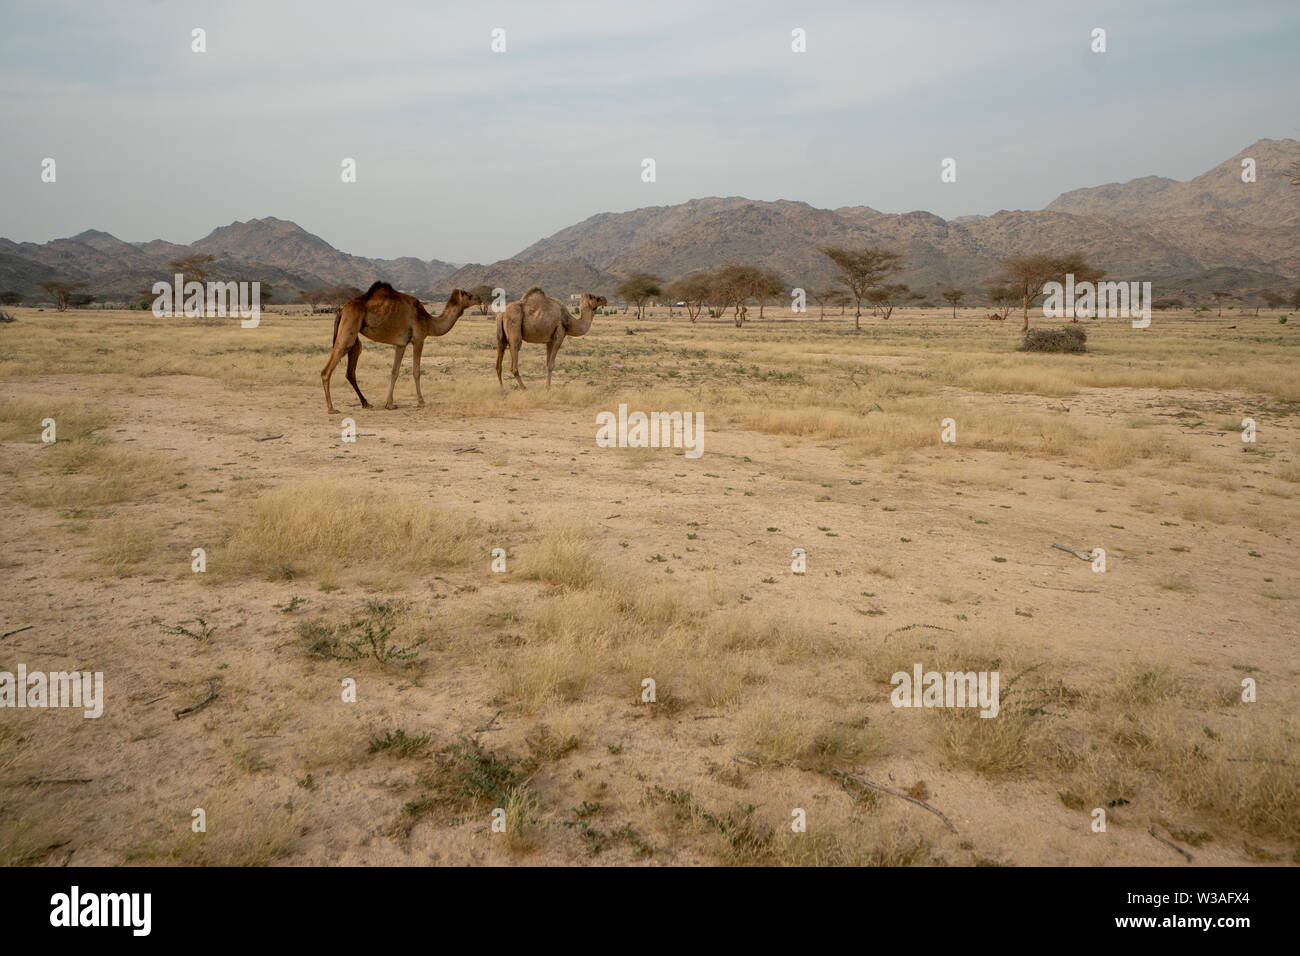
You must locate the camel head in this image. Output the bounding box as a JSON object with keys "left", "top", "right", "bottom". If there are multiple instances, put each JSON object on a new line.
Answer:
{"left": 565, "top": 293, "right": 606, "bottom": 336}
{"left": 447, "top": 288, "right": 480, "bottom": 311}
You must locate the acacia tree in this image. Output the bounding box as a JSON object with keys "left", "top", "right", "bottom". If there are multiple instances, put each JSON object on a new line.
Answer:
{"left": 753, "top": 269, "right": 784, "bottom": 319}
{"left": 468, "top": 284, "right": 493, "bottom": 315}
{"left": 811, "top": 287, "right": 840, "bottom": 319}
{"left": 866, "top": 283, "right": 912, "bottom": 320}
{"left": 38, "top": 280, "right": 86, "bottom": 311}
{"left": 1209, "top": 290, "right": 1234, "bottom": 317}
{"left": 300, "top": 288, "right": 328, "bottom": 311}
{"left": 711, "top": 264, "right": 765, "bottom": 327}
{"left": 168, "top": 253, "right": 216, "bottom": 284}
{"left": 820, "top": 246, "right": 904, "bottom": 329}
{"left": 667, "top": 273, "right": 712, "bottom": 323}
{"left": 982, "top": 283, "right": 1018, "bottom": 320}
{"left": 1261, "top": 291, "right": 1286, "bottom": 315}
{"left": 990, "top": 253, "right": 1103, "bottom": 330}
{"left": 617, "top": 273, "right": 662, "bottom": 320}
{"left": 941, "top": 288, "right": 966, "bottom": 318}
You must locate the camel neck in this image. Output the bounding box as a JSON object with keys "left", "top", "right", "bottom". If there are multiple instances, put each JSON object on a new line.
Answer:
{"left": 568, "top": 305, "right": 595, "bottom": 335}
{"left": 427, "top": 303, "right": 465, "bottom": 336}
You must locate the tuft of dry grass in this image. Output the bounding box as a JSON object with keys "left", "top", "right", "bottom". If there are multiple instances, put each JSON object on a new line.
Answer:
{"left": 517, "top": 522, "right": 601, "bottom": 589}
{"left": 90, "top": 514, "right": 158, "bottom": 575}
{"left": 218, "top": 478, "right": 484, "bottom": 579}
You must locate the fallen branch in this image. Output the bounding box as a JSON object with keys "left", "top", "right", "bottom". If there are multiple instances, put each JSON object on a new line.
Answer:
{"left": 1031, "top": 583, "right": 1100, "bottom": 594}
{"left": 1148, "top": 826, "right": 1193, "bottom": 862}
{"left": 824, "top": 768, "right": 958, "bottom": 833}
{"left": 732, "top": 753, "right": 957, "bottom": 833}
{"left": 253, "top": 434, "right": 284, "bottom": 442}
{"left": 473, "top": 711, "right": 502, "bottom": 732}
{"left": 1, "top": 624, "right": 34, "bottom": 639}
{"left": 22, "top": 777, "right": 92, "bottom": 786}
{"left": 173, "top": 680, "right": 217, "bottom": 720}
{"left": 887, "top": 623, "right": 955, "bottom": 636}
{"left": 1052, "top": 544, "right": 1094, "bottom": 562}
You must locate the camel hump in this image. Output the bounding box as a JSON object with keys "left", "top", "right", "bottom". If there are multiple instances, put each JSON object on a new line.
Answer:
{"left": 362, "top": 280, "right": 394, "bottom": 298}
{"left": 523, "top": 286, "right": 545, "bottom": 298}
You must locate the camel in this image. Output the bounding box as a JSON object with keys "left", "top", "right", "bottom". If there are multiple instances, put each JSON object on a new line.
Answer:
{"left": 987, "top": 313, "right": 1005, "bottom": 321}
{"left": 321, "top": 282, "right": 480, "bottom": 414}
{"left": 495, "top": 287, "right": 607, "bottom": 389}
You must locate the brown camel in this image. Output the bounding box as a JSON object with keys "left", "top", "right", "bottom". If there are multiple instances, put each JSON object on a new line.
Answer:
{"left": 495, "top": 288, "right": 607, "bottom": 389}
{"left": 321, "top": 282, "right": 480, "bottom": 414}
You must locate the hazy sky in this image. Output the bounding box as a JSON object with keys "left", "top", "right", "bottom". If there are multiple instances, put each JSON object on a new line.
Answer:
{"left": 2, "top": 0, "right": 1296, "bottom": 263}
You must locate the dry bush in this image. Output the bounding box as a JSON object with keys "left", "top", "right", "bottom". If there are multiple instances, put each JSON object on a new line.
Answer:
{"left": 1019, "top": 326, "right": 1087, "bottom": 353}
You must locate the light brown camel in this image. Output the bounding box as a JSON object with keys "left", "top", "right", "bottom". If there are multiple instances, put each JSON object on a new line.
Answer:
{"left": 495, "top": 288, "right": 607, "bottom": 389}
{"left": 321, "top": 282, "right": 480, "bottom": 414}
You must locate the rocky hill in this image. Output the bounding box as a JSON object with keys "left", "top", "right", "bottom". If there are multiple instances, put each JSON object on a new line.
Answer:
{"left": 0, "top": 218, "right": 457, "bottom": 303}
{"left": 3, "top": 140, "right": 1295, "bottom": 304}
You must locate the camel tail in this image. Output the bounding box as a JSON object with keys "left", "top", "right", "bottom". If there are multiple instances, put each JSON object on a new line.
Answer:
{"left": 331, "top": 308, "right": 343, "bottom": 346}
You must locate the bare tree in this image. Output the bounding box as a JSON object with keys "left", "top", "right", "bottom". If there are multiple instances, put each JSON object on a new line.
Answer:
{"left": 820, "top": 246, "right": 905, "bottom": 329}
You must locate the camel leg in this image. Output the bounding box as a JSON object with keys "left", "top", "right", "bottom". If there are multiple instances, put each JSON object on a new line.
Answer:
{"left": 545, "top": 334, "right": 564, "bottom": 388}
{"left": 412, "top": 338, "right": 425, "bottom": 407}
{"left": 495, "top": 326, "right": 506, "bottom": 389}
{"left": 345, "top": 339, "right": 370, "bottom": 408}
{"left": 508, "top": 334, "right": 526, "bottom": 390}
{"left": 384, "top": 344, "right": 407, "bottom": 409}
{"left": 321, "top": 316, "right": 362, "bottom": 414}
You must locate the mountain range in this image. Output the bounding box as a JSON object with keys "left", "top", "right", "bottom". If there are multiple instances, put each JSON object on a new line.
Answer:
{"left": 3, "top": 138, "right": 1296, "bottom": 305}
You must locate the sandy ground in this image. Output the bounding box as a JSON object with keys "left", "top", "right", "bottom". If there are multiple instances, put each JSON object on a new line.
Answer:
{"left": 0, "top": 306, "right": 1296, "bottom": 866}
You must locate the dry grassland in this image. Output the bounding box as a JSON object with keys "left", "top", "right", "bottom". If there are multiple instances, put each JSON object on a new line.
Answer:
{"left": 0, "top": 304, "right": 1296, "bottom": 866}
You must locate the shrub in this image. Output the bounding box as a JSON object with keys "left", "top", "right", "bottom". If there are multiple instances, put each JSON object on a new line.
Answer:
{"left": 1018, "top": 325, "right": 1087, "bottom": 353}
